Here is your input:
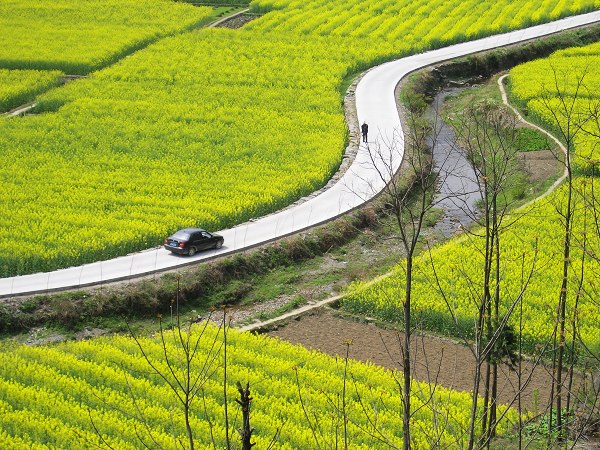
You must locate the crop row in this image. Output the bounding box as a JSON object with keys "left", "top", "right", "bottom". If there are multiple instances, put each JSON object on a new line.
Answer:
{"left": 2, "top": 1, "right": 596, "bottom": 277}
{"left": 0, "top": 324, "right": 518, "bottom": 448}
{"left": 248, "top": 0, "right": 599, "bottom": 45}
{"left": 0, "top": 69, "right": 62, "bottom": 113}
{"left": 344, "top": 178, "right": 600, "bottom": 353}
{"left": 0, "top": 0, "right": 211, "bottom": 74}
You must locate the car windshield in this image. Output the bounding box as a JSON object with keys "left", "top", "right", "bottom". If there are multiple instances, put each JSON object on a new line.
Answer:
{"left": 171, "top": 232, "right": 190, "bottom": 241}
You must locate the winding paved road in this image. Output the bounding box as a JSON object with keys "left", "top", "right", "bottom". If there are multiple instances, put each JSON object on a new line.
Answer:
{"left": 2, "top": 10, "right": 599, "bottom": 298}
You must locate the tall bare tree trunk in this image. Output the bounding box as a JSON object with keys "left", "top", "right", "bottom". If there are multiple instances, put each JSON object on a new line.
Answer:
{"left": 556, "top": 174, "right": 572, "bottom": 442}
{"left": 402, "top": 255, "right": 413, "bottom": 450}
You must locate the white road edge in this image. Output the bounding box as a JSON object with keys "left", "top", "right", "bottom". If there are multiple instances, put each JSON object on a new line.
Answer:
{"left": 2, "top": 10, "right": 599, "bottom": 298}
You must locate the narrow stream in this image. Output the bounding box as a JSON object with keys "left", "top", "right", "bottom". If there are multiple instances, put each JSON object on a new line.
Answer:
{"left": 428, "top": 88, "right": 481, "bottom": 237}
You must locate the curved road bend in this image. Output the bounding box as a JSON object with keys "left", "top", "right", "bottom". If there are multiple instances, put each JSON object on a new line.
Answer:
{"left": 2, "top": 10, "right": 599, "bottom": 298}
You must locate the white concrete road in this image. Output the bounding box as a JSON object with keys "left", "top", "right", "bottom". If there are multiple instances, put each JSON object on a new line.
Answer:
{"left": 2, "top": 10, "right": 599, "bottom": 298}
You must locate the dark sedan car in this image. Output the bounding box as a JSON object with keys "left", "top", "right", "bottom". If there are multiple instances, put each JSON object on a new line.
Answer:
{"left": 163, "top": 228, "right": 224, "bottom": 256}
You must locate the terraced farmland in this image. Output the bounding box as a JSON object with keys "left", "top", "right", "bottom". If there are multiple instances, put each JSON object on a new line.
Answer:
{"left": 509, "top": 41, "right": 600, "bottom": 170}
{"left": 344, "top": 179, "right": 600, "bottom": 352}
{"left": 0, "top": 0, "right": 212, "bottom": 73}
{"left": 0, "top": 324, "right": 519, "bottom": 448}
{"left": 248, "top": 0, "right": 599, "bottom": 43}
{"left": 0, "top": 0, "right": 597, "bottom": 276}
{"left": 1, "top": 1, "right": 599, "bottom": 448}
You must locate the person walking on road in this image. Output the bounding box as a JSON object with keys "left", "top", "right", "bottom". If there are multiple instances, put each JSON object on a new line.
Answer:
{"left": 361, "top": 122, "right": 368, "bottom": 143}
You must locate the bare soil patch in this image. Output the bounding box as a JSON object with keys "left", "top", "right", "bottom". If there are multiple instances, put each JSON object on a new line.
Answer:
{"left": 215, "top": 13, "right": 259, "bottom": 29}
{"left": 267, "top": 308, "right": 561, "bottom": 411}
{"left": 518, "top": 149, "right": 561, "bottom": 183}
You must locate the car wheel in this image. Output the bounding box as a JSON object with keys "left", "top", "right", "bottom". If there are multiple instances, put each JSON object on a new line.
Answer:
{"left": 188, "top": 247, "right": 196, "bottom": 256}
{"left": 215, "top": 239, "right": 223, "bottom": 249}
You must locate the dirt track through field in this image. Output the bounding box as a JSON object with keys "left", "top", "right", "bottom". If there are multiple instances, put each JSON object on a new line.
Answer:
{"left": 267, "top": 308, "right": 561, "bottom": 411}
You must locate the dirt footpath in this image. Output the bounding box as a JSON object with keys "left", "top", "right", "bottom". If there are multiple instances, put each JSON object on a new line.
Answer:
{"left": 267, "top": 308, "right": 558, "bottom": 411}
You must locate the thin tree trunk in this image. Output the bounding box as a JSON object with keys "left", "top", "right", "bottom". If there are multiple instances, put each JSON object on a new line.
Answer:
{"left": 481, "top": 361, "right": 491, "bottom": 438}
{"left": 490, "top": 221, "right": 501, "bottom": 442}
{"left": 489, "top": 364, "right": 498, "bottom": 443}
{"left": 518, "top": 258, "right": 524, "bottom": 450}
{"left": 556, "top": 176, "right": 572, "bottom": 441}
{"left": 236, "top": 382, "right": 255, "bottom": 450}
{"left": 468, "top": 357, "right": 483, "bottom": 450}
{"left": 224, "top": 310, "right": 231, "bottom": 450}
{"left": 402, "top": 255, "right": 413, "bottom": 450}
{"left": 475, "top": 183, "right": 493, "bottom": 449}
{"left": 548, "top": 332, "right": 557, "bottom": 449}
{"left": 185, "top": 403, "right": 195, "bottom": 450}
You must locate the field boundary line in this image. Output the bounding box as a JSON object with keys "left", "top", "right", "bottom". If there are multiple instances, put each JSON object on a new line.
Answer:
{"left": 0, "top": 7, "right": 245, "bottom": 117}
{"left": 206, "top": 8, "right": 250, "bottom": 28}
{"left": 4, "top": 102, "right": 37, "bottom": 116}
{"left": 238, "top": 294, "right": 344, "bottom": 332}
{"left": 498, "top": 73, "right": 568, "bottom": 204}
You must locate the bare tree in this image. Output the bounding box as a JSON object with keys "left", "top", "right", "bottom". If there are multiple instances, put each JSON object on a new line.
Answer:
{"left": 90, "top": 281, "right": 277, "bottom": 449}
{"left": 563, "top": 71, "right": 600, "bottom": 448}
{"left": 293, "top": 340, "right": 353, "bottom": 449}
{"left": 447, "top": 98, "right": 539, "bottom": 449}
{"left": 126, "top": 304, "right": 224, "bottom": 448}
{"left": 359, "top": 91, "right": 445, "bottom": 450}
{"left": 533, "top": 63, "right": 595, "bottom": 445}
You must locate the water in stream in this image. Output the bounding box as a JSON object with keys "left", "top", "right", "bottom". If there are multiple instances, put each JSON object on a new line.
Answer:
{"left": 428, "top": 88, "right": 481, "bottom": 237}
